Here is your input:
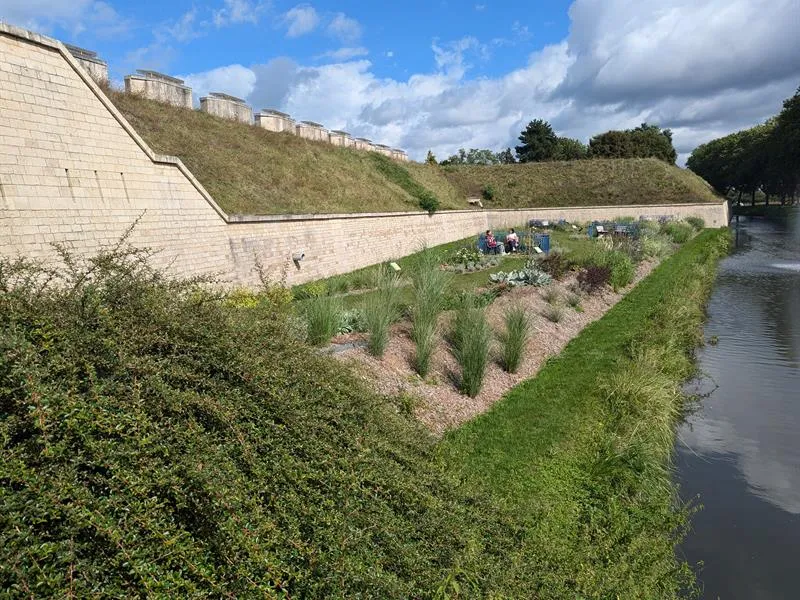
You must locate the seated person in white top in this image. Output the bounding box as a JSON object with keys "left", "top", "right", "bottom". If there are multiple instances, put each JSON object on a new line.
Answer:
{"left": 505, "top": 228, "right": 520, "bottom": 253}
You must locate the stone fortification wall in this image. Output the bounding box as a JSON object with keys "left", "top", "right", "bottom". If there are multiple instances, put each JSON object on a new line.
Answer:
{"left": 0, "top": 25, "right": 728, "bottom": 288}
{"left": 125, "top": 70, "right": 193, "bottom": 109}
{"left": 200, "top": 93, "right": 253, "bottom": 124}
{"left": 295, "top": 121, "right": 328, "bottom": 142}
{"left": 65, "top": 44, "right": 108, "bottom": 84}
{"left": 329, "top": 130, "right": 354, "bottom": 148}
{"left": 255, "top": 109, "right": 295, "bottom": 133}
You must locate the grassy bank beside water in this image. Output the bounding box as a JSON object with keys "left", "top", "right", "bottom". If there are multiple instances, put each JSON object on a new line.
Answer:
{"left": 440, "top": 228, "right": 731, "bottom": 597}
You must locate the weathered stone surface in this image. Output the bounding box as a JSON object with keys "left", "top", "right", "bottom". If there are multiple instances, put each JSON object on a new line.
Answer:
{"left": 200, "top": 93, "right": 253, "bottom": 124}
{"left": 124, "top": 69, "right": 192, "bottom": 109}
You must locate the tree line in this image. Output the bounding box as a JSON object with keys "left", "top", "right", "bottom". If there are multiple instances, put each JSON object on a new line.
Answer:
{"left": 687, "top": 87, "right": 800, "bottom": 205}
{"left": 429, "top": 119, "right": 677, "bottom": 166}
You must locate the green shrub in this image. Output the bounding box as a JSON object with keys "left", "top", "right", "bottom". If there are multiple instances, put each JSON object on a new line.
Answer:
{"left": 482, "top": 184, "right": 495, "bottom": 201}
{"left": 338, "top": 308, "right": 367, "bottom": 334}
{"left": 685, "top": 216, "right": 705, "bottom": 230}
{"left": 451, "top": 300, "right": 492, "bottom": 397}
{"left": 364, "top": 266, "right": 402, "bottom": 357}
{"left": 498, "top": 305, "right": 530, "bottom": 373}
{"left": 305, "top": 293, "right": 342, "bottom": 345}
{"left": 642, "top": 234, "right": 674, "bottom": 259}
{"left": 410, "top": 248, "right": 452, "bottom": 377}
{"left": 418, "top": 190, "right": 440, "bottom": 214}
{"left": 593, "top": 250, "right": 635, "bottom": 291}
{"left": 537, "top": 251, "right": 572, "bottom": 279}
{"left": 661, "top": 221, "right": 694, "bottom": 244}
{"left": 0, "top": 246, "right": 519, "bottom": 598}
{"left": 566, "top": 292, "right": 583, "bottom": 311}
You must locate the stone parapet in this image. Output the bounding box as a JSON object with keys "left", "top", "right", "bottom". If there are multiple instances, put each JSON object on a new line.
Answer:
{"left": 200, "top": 92, "right": 253, "bottom": 124}
{"left": 255, "top": 109, "right": 295, "bottom": 133}
{"left": 64, "top": 43, "right": 108, "bottom": 84}
{"left": 124, "top": 70, "right": 193, "bottom": 109}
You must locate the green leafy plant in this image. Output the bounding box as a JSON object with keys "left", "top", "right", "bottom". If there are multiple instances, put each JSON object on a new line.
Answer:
{"left": 685, "top": 216, "right": 705, "bottom": 230}
{"left": 593, "top": 250, "right": 635, "bottom": 291}
{"left": 566, "top": 292, "right": 583, "bottom": 312}
{"left": 578, "top": 265, "right": 612, "bottom": 293}
{"left": 489, "top": 259, "right": 552, "bottom": 287}
{"left": 451, "top": 299, "right": 492, "bottom": 397}
{"left": 498, "top": 305, "right": 531, "bottom": 373}
{"left": 661, "top": 221, "right": 694, "bottom": 244}
{"left": 481, "top": 184, "right": 495, "bottom": 201}
{"left": 418, "top": 190, "right": 441, "bottom": 214}
{"left": 537, "top": 251, "right": 572, "bottom": 279}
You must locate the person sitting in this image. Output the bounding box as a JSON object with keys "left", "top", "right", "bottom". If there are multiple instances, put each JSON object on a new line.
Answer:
{"left": 505, "top": 228, "right": 520, "bottom": 253}
{"left": 485, "top": 230, "right": 500, "bottom": 255}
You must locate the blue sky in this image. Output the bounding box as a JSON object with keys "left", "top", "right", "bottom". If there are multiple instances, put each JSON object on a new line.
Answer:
{"left": 2, "top": 0, "right": 799, "bottom": 162}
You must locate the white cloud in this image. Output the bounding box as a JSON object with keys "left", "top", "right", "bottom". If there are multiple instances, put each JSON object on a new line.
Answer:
{"left": 212, "top": 0, "right": 268, "bottom": 27}
{"left": 167, "top": 8, "right": 202, "bottom": 43}
{"left": 326, "top": 13, "right": 361, "bottom": 43}
{"left": 183, "top": 64, "right": 258, "bottom": 104}
{"left": 148, "top": 0, "right": 800, "bottom": 162}
{"left": 318, "top": 47, "right": 369, "bottom": 61}
{"left": 282, "top": 4, "right": 319, "bottom": 38}
{"left": 475, "top": 4, "right": 486, "bottom": 11}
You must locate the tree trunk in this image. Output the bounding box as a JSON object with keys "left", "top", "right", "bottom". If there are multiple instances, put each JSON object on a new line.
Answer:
{"left": 737, "top": 189, "right": 743, "bottom": 205}
{"left": 751, "top": 190, "right": 756, "bottom": 206}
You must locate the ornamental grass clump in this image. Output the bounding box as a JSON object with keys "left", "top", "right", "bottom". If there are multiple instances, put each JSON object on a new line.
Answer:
{"left": 542, "top": 304, "right": 565, "bottom": 324}
{"left": 363, "top": 265, "right": 402, "bottom": 357}
{"left": 497, "top": 304, "right": 531, "bottom": 373}
{"left": 451, "top": 299, "right": 492, "bottom": 397}
{"left": 410, "top": 247, "right": 452, "bottom": 377}
{"left": 305, "top": 293, "right": 343, "bottom": 345}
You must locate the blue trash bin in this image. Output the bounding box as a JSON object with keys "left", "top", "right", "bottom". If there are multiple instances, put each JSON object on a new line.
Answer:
{"left": 534, "top": 233, "right": 550, "bottom": 254}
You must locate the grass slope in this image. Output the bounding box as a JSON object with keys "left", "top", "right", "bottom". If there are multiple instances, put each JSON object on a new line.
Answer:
{"left": 108, "top": 90, "right": 462, "bottom": 215}
{"left": 441, "top": 228, "right": 731, "bottom": 598}
{"left": 108, "top": 91, "right": 719, "bottom": 216}
{"left": 444, "top": 158, "right": 721, "bottom": 207}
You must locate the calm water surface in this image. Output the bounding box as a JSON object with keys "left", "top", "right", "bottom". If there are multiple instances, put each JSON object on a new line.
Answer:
{"left": 676, "top": 211, "right": 800, "bottom": 599}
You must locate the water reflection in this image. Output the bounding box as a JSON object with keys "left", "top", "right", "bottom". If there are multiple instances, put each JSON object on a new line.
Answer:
{"left": 676, "top": 211, "right": 800, "bottom": 597}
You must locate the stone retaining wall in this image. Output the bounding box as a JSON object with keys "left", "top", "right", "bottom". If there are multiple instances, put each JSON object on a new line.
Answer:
{"left": 0, "top": 24, "right": 729, "bottom": 288}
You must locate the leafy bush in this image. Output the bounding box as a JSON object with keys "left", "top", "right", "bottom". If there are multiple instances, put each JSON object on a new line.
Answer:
{"left": 451, "top": 300, "right": 492, "bottom": 397}
{"left": 418, "top": 190, "right": 440, "bottom": 214}
{"left": 661, "top": 221, "right": 694, "bottom": 244}
{"left": 498, "top": 305, "right": 530, "bottom": 373}
{"left": 338, "top": 308, "right": 367, "bottom": 334}
{"left": 449, "top": 246, "right": 481, "bottom": 266}
{"left": 578, "top": 265, "right": 612, "bottom": 293}
{"left": 305, "top": 293, "right": 343, "bottom": 345}
{"left": 685, "top": 216, "right": 705, "bottom": 230}
{"left": 410, "top": 248, "right": 452, "bottom": 377}
{"left": 0, "top": 245, "right": 519, "bottom": 598}
{"left": 364, "top": 266, "right": 402, "bottom": 356}
{"left": 593, "top": 250, "right": 635, "bottom": 291}
{"left": 537, "top": 251, "right": 572, "bottom": 279}
{"left": 482, "top": 184, "right": 495, "bottom": 201}
{"left": 642, "top": 234, "right": 674, "bottom": 259}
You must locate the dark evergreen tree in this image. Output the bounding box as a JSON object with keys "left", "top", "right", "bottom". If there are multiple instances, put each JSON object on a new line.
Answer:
{"left": 515, "top": 120, "right": 558, "bottom": 162}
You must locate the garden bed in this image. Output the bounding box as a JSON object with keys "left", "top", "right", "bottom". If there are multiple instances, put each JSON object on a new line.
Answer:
{"left": 333, "top": 259, "right": 657, "bottom": 434}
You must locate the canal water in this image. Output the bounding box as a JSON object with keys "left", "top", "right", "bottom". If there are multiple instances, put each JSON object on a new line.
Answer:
{"left": 676, "top": 211, "right": 800, "bottom": 599}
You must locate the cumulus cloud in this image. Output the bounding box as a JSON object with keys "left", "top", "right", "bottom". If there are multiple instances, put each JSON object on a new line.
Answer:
{"left": 326, "top": 13, "right": 362, "bottom": 43}
{"left": 176, "top": 0, "right": 800, "bottom": 162}
{"left": 183, "top": 64, "right": 258, "bottom": 104}
{"left": 281, "top": 4, "right": 319, "bottom": 38}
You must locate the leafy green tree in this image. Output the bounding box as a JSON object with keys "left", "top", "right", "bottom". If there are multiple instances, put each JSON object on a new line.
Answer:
{"left": 496, "top": 148, "right": 516, "bottom": 164}
{"left": 441, "top": 148, "right": 500, "bottom": 166}
{"left": 588, "top": 123, "right": 677, "bottom": 164}
{"left": 515, "top": 119, "right": 558, "bottom": 162}
{"left": 552, "top": 137, "right": 588, "bottom": 161}
{"left": 425, "top": 150, "right": 438, "bottom": 165}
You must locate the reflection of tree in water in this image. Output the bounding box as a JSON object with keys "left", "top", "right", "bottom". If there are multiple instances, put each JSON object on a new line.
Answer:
{"left": 772, "top": 280, "right": 800, "bottom": 365}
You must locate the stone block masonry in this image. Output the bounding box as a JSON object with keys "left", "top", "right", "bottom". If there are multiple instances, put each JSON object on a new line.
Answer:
{"left": 255, "top": 109, "right": 295, "bottom": 133}
{"left": 125, "top": 69, "right": 193, "bottom": 109}
{"left": 200, "top": 92, "right": 253, "bottom": 124}
{"left": 64, "top": 43, "right": 108, "bottom": 84}
{"left": 0, "top": 24, "right": 729, "bottom": 289}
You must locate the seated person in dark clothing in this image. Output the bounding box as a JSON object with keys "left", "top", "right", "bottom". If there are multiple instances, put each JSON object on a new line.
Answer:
{"left": 505, "top": 228, "right": 519, "bottom": 253}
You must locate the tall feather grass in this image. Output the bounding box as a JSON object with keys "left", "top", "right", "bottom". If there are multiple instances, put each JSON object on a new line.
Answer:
{"left": 363, "top": 265, "right": 402, "bottom": 356}
{"left": 451, "top": 298, "right": 492, "bottom": 397}
{"left": 498, "top": 305, "right": 531, "bottom": 373}
{"left": 410, "top": 248, "right": 452, "bottom": 377}
{"left": 305, "top": 294, "right": 342, "bottom": 346}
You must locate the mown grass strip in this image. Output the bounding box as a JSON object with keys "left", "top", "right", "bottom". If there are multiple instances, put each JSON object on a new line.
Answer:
{"left": 441, "top": 228, "right": 730, "bottom": 598}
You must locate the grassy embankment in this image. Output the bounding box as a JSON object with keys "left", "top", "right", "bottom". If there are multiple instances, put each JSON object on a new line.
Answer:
{"left": 440, "top": 227, "right": 731, "bottom": 597}
{"left": 107, "top": 90, "right": 721, "bottom": 215}
{"left": 443, "top": 159, "right": 720, "bottom": 208}
{"left": 0, "top": 228, "right": 728, "bottom": 596}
